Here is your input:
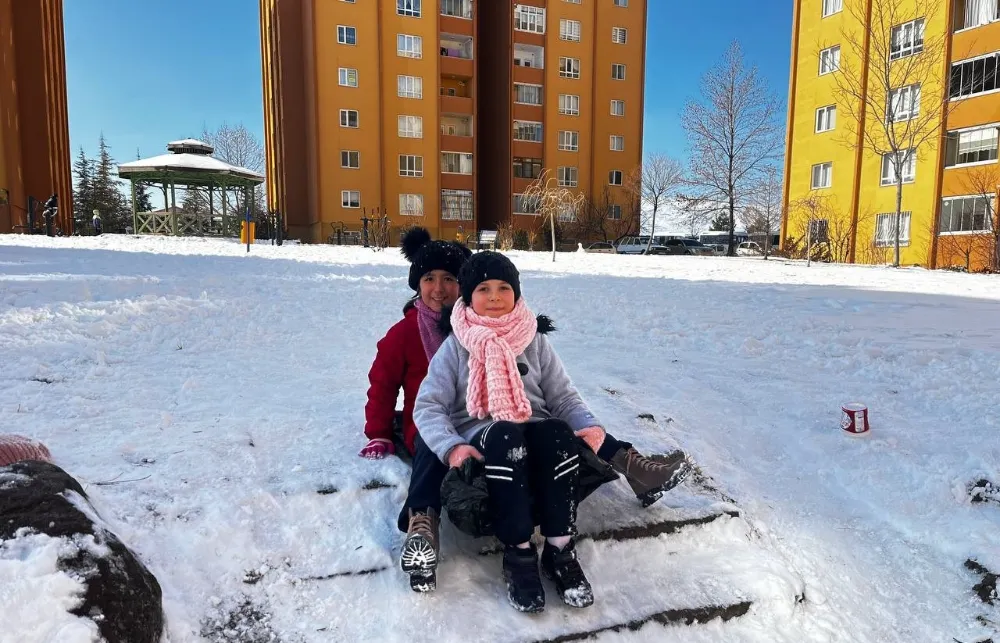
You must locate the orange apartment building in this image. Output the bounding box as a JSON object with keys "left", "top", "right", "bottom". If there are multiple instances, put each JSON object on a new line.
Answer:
{"left": 0, "top": 0, "right": 72, "bottom": 234}
{"left": 260, "top": 0, "right": 647, "bottom": 244}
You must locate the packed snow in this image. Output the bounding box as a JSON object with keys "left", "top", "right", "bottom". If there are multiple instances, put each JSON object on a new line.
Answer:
{"left": 0, "top": 234, "right": 998, "bottom": 642}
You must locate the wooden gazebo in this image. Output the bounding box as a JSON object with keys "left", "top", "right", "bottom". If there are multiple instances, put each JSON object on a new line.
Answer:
{"left": 117, "top": 139, "right": 264, "bottom": 236}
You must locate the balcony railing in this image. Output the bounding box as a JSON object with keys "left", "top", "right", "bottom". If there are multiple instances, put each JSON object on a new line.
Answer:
{"left": 441, "top": 0, "right": 472, "bottom": 19}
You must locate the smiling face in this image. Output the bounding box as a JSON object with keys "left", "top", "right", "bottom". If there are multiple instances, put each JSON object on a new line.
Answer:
{"left": 418, "top": 270, "right": 460, "bottom": 312}
{"left": 471, "top": 279, "right": 516, "bottom": 318}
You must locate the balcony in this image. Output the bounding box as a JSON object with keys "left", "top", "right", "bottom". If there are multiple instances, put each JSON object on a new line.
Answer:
{"left": 513, "top": 44, "right": 544, "bottom": 84}
{"left": 440, "top": 0, "right": 473, "bottom": 35}
{"left": 441, "top": 115, "right": 473, "bottom": 152}
{"left": 440, "top": 94, "right": 472, "bottom": 115}
{"left": 440, "top": 34, "right": 473, "bottom": 78}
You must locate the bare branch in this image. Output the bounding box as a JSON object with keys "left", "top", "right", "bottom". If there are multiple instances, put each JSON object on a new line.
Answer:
{"left": 523, "top": 169, "right": 588, "bottom": 261}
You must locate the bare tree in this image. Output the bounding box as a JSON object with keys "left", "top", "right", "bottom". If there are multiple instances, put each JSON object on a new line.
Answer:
{"left": 201, "top": 122, "right": 266, "bottom": 216}
{"left": 831, "top": 0, "right": 956, "bottom": 266}
{"left": 523, "top": 169, "right": 587, "bottom": 262}
{"left": 741, "top": 165, "right": 784, "bottom": 259}
{"left": 681, "top": 41, "right": 782, "bottom": 256}
{"left": 641, "top": 154, "right": 685, "bottom": 253}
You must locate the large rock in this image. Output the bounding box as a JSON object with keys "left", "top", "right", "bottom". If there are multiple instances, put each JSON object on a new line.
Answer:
{"left": 0, "top": 460, "right": 164, "bottom": 642}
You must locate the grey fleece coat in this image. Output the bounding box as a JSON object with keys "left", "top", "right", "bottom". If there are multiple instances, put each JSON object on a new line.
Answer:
{"left": 413, "top": 322, "right": 602, "bottom": 464}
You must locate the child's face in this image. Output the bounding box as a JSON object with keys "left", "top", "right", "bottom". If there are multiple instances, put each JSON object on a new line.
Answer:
{"left": 419, "top": 270, "right": 460, "bottom": 312}
{"left": 471, "top": 279, "right": 516, "bottom": 318}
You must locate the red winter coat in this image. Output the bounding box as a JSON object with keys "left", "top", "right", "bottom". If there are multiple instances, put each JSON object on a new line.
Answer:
{"left": 365, "top": 305, "right": 428, "bottom": 456}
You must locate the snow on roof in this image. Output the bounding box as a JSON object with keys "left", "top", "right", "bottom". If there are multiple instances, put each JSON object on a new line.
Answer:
{"left": 117, "top": 152, "right": 264, "bottom": 182}
{"left": 168, "top": 138, "right": 211, "bottom": 148}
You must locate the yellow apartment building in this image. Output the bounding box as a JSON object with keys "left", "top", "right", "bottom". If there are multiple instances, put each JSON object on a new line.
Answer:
{"left": 260, "top": 0, "right": 647, "bottom": 244}
{"left": 783, "top": 0, "right": 1000, "bottom": 271}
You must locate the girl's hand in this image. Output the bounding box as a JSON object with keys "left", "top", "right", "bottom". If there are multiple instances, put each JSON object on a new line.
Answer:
{"left": 447, "top": 444, "right": 484, "bottom": 468}
{"left": 359, "top": 438, "right": 394, "bottom": 459}
{"left": 575, "top": 426, "right": 606, "bottom": 454}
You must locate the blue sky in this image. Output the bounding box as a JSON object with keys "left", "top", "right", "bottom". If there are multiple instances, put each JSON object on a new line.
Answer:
{"left": 65, "top": 0, "right": 792, "bottom": 165}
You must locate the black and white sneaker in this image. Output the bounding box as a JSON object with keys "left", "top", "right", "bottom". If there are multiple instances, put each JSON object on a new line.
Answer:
{"left": 502, "top": 545, "right": 545, "bottom": 613}
{"left": 541, "top": 540, "right": 593, "bottom": 608}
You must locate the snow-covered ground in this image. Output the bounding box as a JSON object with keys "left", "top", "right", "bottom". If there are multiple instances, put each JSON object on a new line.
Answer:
{"left": 1, "top": 234, "right": 998, "bottom": 643}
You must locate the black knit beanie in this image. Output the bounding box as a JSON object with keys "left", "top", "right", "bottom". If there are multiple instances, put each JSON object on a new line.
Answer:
{"left": 401, "top": 227, "right": 472, "bottom": 291}
{"left": 457, "top": 251, "right": 521, "bottom": 305}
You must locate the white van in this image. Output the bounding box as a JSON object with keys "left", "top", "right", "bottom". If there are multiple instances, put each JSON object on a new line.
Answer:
{"left": 614, "top": 236, "right": 669, "bottom": 255}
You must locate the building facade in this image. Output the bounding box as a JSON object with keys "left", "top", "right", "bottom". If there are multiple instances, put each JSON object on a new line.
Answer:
{"left": 0, "top": 0, "right": 72, "bottom": 234}
{"left": 260, "top": 0, "right": 647, "bottom": 244}
{"left": 783, "top": 0, "right": 1000, "bottom": 271}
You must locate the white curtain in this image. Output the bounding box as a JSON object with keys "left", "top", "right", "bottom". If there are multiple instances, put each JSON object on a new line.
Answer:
{"left": 965, "top": 0, "right": 998, "bottom": 29}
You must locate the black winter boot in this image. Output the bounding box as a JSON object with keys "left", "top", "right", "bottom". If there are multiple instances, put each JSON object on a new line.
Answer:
{"left": 502, "top": 544, "right": 545, "bottom": 613}
{"left": 541, "top": 540, "right": 593, "bottom": 608}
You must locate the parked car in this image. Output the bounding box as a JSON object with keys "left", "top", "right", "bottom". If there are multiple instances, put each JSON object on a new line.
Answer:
{"left": 614, "top": 236, "right": 670, "bottom": 255}
{"left": 706, "top": 243, "right": 727, "bottom": 255}
{"left": 662, "top": 238, "right": 716, "bottom": 256}
{"left": 737, "top": 241, "right": 763, "bottom": 256}
{"left": 586, "top": 241, "right": 617, "bottom": 254}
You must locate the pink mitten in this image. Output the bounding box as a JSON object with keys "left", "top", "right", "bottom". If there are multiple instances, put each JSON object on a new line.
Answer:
{"left": 575, "top": 426, "right": 606, "bottom": 454}
{"left": 359, "top": 438, "right": 394, "bottom": 459}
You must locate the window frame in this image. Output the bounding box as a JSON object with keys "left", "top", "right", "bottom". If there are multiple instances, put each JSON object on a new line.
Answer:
{"left": 341, "top": 190, "right": 361, "bottom": 208}
{"left": 610, "top": 135, "right": 625, "bottom": 151}
{"left": 399, "top": 193, "right": 424, "bottom": 216}
{"left": 560, "top": 19, "right": 582, "bottom": 42}
{"left": 611, "top": 99, "right": 625, "bottom": 116}
{"left": 340, "top": 150, "right": 360, "bottom": 169}
{"left": 608, "top": 170, "right": 623, "bottom": 186}
{"left": 338, "top": 67, "right": 358, "bottom": 87}
{"left": 815, "top": 105, "right": 837, "bottom": 132}
{"left": 939, "top": 195, "right": 995, "bottom": 234}
{"left": 612, "top": 27, "right": 628, "bottom": 44}
{"left": 513, "top": 120, "right": 544, "bottom": 142}
{"left": 397, "top": 0, "right": 421, "bottom": 18}
{"left": 880, "top": 150, "right": 917, "bottom": 186}
{"left": 397, "top": 75, "right": 423, "bottom": 99}
{"left": 822, "top": 0, "right": 842, "bottom": 18}
{"left": 811, "top": 162, "right": 833, "bottom": 189}
{"left": 399, "top": 154, "right": 424, "bottom": 177}
{"left": 398, "top": 115, "right": 424, "bottom": 138}
{"left": 611, "top": 63, "right": 626, "bottom": 80}
{"left": 558, "top": 166, "right": 579, "bottom": 187}
{"left": 441, "top": 151, "right": 474, "bottom": 174}
{"left": 558, "top": 130, "right": 579, "bottom": 152}
{"left": 874, "top": 211, "right": 912, "bottom": 247}
{"left": 514, "top": 83, "right": 543, "bottom": 105}
{"left": 441, "top": 189, "right": 474, "bottom": 220}
{"left": 890, "top": 18, "right": 925, "bottom": 61}
{"left": 560, "top": 57, "right": 582, "bottom": 79}
{"left": 558, "top": 94, "right": 581, "bottom": 116}
{"left": 339, "top": 109, "right": 359, "bottom": 128}
{"left": 819, "top": 45, "right": 841, "bottom": 75}
{"left": 514, "top": 5, "right": 546, "bottom": 34}
{"left": 337, "top": 25, "right": 357, "bottom": 45}
{"left": 397, "top": 34, "right": 423, "bottom": 58}
{"left": 944, "top": 125, "right": 1000, "bottom": 168}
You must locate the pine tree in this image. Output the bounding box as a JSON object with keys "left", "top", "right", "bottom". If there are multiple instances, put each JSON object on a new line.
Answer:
{"left": 710, "top": 212, "right": 731, "bottom": 231}
{"left": 72, "top": 147, "right": 94, "bottom": 228}
{"left": 133, "top": 149, "right": 154, "bottom": 213}
{"left": 181, "top": 187, "right": 208, "bottom": 214}
{"left": 91, "top": 134, "right": 128, "bottom": 232}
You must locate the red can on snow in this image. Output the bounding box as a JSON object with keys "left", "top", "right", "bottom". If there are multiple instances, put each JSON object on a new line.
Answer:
{"left": 841, "top": 403, "right": 870, "bottom": 435}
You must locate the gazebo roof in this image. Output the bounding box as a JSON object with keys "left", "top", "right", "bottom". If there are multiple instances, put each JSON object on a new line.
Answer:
{"left": 118, "top": 139, "right": 264, "bottom": 186}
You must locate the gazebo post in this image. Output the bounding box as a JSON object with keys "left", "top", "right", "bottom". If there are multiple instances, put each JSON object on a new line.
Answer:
{"left": 208, "top": 184, "right": 214, "bottom": 235}
{"left": 222, "top": 185, "right": 229, "bottom": 237}
{"left": 170, "top": 182, "right": 178, "bottom": 235}
{"left": 130, "top": 180, "right": 137, "bottom": 235}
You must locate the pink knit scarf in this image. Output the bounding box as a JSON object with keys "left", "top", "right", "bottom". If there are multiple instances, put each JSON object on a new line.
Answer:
{"left": 413, "top": 299, "right": 444, "bottom": 362}
{"left": 450, "top": 298, "right": 537, "bottom": 422}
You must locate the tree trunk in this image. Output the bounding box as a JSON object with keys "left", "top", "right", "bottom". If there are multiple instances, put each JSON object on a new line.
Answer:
{"left": 727, "top": 193, "right": 736, "bottom": 257}
{"left": 894, "top": 173, "right": 903, "bottom": 267}
{"left": 645, "top": 197, "right": 658, "bottom": 255}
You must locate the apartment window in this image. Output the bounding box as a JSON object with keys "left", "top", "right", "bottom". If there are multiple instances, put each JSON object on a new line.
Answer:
{"left": 612, "top": 27, "right": 628, "bottom": 44}
{"left": 513, "top": 156, "right": 542, "bottom": 179}
{"left": 611, "top": 63, "right": 626, "bottom": 80}
{"left": 442, "top": 189, "right": 474, "bottom": 220}
{"left": 557, "top": 203, "right": 577, "bottom": 223}
{"left": 815, "top": 105, "right": 837, "bottom": 132}
{"left": 515, "top": 5, "right": 546, "bottom": 34}
{"left": 398, "top": 115, "right": 424, "bottom": 138}
{"left": 513, "top": 120, "right": 543, "bottom": 142}
{"left": 609, "top": 170, "right": 623, "bottom": 185}
{"left": 888, "top": 84, "right": 921, "bottom": 122}
{"left": 441, "top": 0, "right": 472, "bottom": 19}
{"left": 956, "top": 0, "right": 1000, "bottom": 30}
{"left": 880, "top": 150, "right": 916, "bottom": 185}
{"left": 819, "top": 45, "right": 841, "bottom": 75}
{"left": 558, "top": 131, "right": 579, "bottom": 151}
{"left": 513, "top": 193, "right": 541, "bottom": 215}
{"left": 890, "top": 18, "right": 924, "bottom": 60}
{"left": 940, "top": 195, "right": 994, "bottom": 233}
{"left": 560, "top": 57, "right": 581, "bottom": 79}
{"left": 558, "top": 94, "right": 580, "bottom": 115}
{"left": 874, "top": 211, "right": 912, "bottom": 247}
{"left": 397, "top": 34, "right": 423, "bottom": 58}
{"left": 949, "top": 52, "right": 1000, "bottom": 100}
{"left": 399, "top": 154, "right": 424, "bottom": 177}
{"left": 337, "top": 26, "right": 357, "bottom": 45}
{"left": 340, "top": 150, "right": 360, "bottom": 169}
{"left": 558, "top": 166, "right": 578, "bottom": 187}
{"left": 341, "top": 190, "right": 360, "bottom": 208}
{"left": 514, "top": 83, "right": 543, "bottom": 105}
{"left": 608, "top": 204, "right": 623, "bottom": 220}
{"left": 811, "top": 162, "right": 833, "bottom": 189}
{"left": 610, "top": 135, "right": 624, "bottom": 151}
{"left": 339, "top": 68, "right": 358, "bottom": 87}
{"left": 560, "top": 19, "right": 582, "bottom": 42}
{"left": 564, "top": 0, "right": 581, "bottom": 3}
{"left": 397, "top": 0, "right": 421, "bottom": 17}
{"left": 398, "top": 75, "right": 423, "bottom": 98}
{"left": 613, "top": 0, "right": 628, "bottom": 6}
{"left": 339, "top": 109, "right": 359, "bottom": 128}
{"left": 611, "top": 100, "right": 625, "bottom": 116}
{"left": 822, "top": 0, "right": 842, "bottom": 17}
{"left": 399, "top": 194, "right": 424, "bottom": 216}
{"left": 945, "top": 126, "right": 1000, "bottom": 166}
{"left": 441, "top": 152, "right": 473, "bottom": 174}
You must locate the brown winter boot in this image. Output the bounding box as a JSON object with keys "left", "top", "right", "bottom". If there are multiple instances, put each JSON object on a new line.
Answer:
{"left": 400, "top": 508, "right": 440, "bottom": 592}
{"left": 610, "top": 448, "right": 692, "bottom": 508}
